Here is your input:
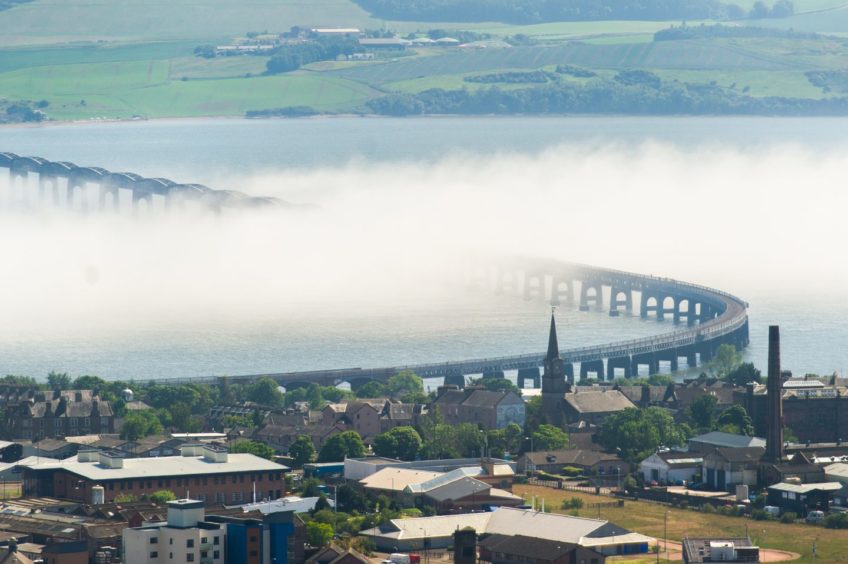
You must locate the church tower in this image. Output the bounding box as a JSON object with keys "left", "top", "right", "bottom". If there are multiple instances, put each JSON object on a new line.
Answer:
{"left": 542, "top": 312, "right": 568, "bottom": 428}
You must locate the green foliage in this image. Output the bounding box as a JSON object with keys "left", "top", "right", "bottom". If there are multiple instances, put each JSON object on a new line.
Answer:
{"left": 318, "top": 431, "right": 366, "bottom": 462}
{"left": 336, "top": 484, "right": 369, "bottom": 513}
{"left": 615, "top": 69, "right": 661, "bottom": 89}
{"left": 716, "top": 404, "right": 754, "bottom": 436}
{"left": 150, "top": 490, "right": 177, "bottom": 503}
{"left": 266, "top": 37, "right": 362, "bottom": 74}
{"left": 420, "top": 422, "right": 484, "bottom": 459}
{"left": 373, "top": 426, "right": 422, "bottom": 461}
{"left": 781, "top": 511, "right": 798, "bottom": 523}
{"left": 465, "top": 70, "right": 551, "bottom": 84}
{"left": 486, "top": 423, "right": 523, "bottom": 457}
{"left": 561, "top": 497, "right": 584, "bottom": 509}
{"left": 351, "top": 0, "right": 745, "bottom": 24}
{"left": 355, "top": 381, "right": 388, "bottom": 398}
{"left": 523, "top": 396, "right": 544, "bottom": 433}
{"left": 724, "top": 362, "right": 762, "bottom": 387}
{"left": 46, "top": 372, "right": 71, "bottom": 391}
{"left": 470, "top": 377, "right": 521, "bottom": 394}
{"left": 784, "top": 426, "right": 799, "bottom": 443}
{"left": 300, "top": 478, "right": 322, "bottom": 497}
{"left": 289, "top": 435, "right": 316, "bottom": 467}
{"left": 531, "top": 424, "right": 570, "bottom": 451}
{"left": 306, "top": 521, "right": 334, "bottom": 547}
{"left": 386, "top": 371, "right": 424, "bottom": 398}
{"left": 121, "top": 410, "right": 164, "bottom": 440}
{"left": 244, "top": 377, "right": 285, "bottom": 407}
{"left": 114, "top": 493, "right": 136, "bottom": 503}
{"left": 598, "top": 407, "right": 688, "bottom": 462}
{"left": 825, "top": 512, "right": 848, "bottom": 529}
{"left": 231, "top": 440, "right": 276, "bottom": 460}
{"left": 561, "top": 466, "right": 582, "bottom": 477}
{"left": 712, "top": 344, "right": 742, "bottom": 377}
{"left": 622, "top": 475, "right": 638, "bottom": 491}
{"left": 0, "top": 375, "right": 39, "bottom": 387}
{"left": 687, "top": 394, "right": 718, "bottom": 431}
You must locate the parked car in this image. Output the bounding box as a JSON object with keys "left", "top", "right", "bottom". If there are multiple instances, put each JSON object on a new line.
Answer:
{"left": 806, "top": 510, "right": 825, "bottom": 524}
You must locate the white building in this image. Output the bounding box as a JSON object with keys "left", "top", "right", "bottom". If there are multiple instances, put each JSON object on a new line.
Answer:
{"left": 639, "top": 451, "right": 702, "bottom": 484}
{"left": 122, "top": 499, "right": 226, "bottom": 564}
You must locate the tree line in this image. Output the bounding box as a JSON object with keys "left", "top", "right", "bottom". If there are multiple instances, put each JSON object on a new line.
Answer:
{"left": 352, "top": 0, "right": 749, "bottom": 23}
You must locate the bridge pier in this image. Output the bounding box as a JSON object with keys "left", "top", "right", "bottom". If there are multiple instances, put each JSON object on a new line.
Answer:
{"left": 609, "top": 288, "right": 633, "bottom": 317}
{"left": 632, "top": 353, "right": 660, "bottom": 376}
{"left": 697, "top": 341, "right": 715, "bottom": 363}
{"left": 523, "top": 273, "right": 544, "bottom": 301}
{"left": 606, "top": 356, "right": 632, "bottom": 380}
{"left": 564, "top": 362, "right": 575, "bottom": 383}
{"left": 517, "top": 368, "right": 541, "bottom": 389}
{"left": 580, "top": 359, "right": 605, "bottom": 380}
{"left": 656, "top": 349, "right": 679, "bottom": 373}
{"left": 641, "top": 293, "right": 659, "bottom": 319}
{"left": 495, "top": 270, "right": 516, "bottom": 296}
{"left": 550, "top": 278, "right": 571, "bottom": 306}
{"left": 579, "top": 281, "right": 603, "bottom": 312}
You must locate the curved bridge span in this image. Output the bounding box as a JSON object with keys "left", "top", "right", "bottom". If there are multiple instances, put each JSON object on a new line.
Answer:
{"left": 0, "top": 152, "right": 283, "bottom": 212}
{"left": 155, "top": 257, "right": 749, "bottom": 390}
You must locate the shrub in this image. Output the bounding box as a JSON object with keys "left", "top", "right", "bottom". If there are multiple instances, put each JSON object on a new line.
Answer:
{"left": 561, "top": 497, "right": 584, "bottom": 510}
{"left": 781, "top": 512, "right": 797, "bottom": 524}
{"left": 701, "top": 503, "right": 717, "bottom": 514}
{"left": 825, "top": 512, "right": 848, "bottom": 529}
{"left": 751, "top": 509, "right": 768, "bottom": 520}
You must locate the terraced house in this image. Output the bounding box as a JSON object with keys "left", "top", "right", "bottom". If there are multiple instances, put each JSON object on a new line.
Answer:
{"left": 6, "top": 390, "right": 114, "bottom": 440}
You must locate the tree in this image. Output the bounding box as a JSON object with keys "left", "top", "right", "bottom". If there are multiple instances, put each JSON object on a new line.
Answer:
{"left": 531, "top": 424, "right": 570, "bottom": 451}
{"left": 318, "top": 431, "right": 366, "bottom": 462}
{"left": 724, "top": 362, "right": 762, "bottom": 387}
{"left": 71, "top": 375, "right": 107, "bottom": 391}
{"left": 120, "top": 410, "right": 163, "bottom": 440}
{"left": 245, "top": 377, "right": 285, "bottom": 407}
{"left": 306, "top": 521, "right": 334, "bottom": 547}
{"left": 712, "top": 344, "right": 742, "bottom": 377}
{"left": 288, "top": 435, "right": 316, "bottom": 467}
{"left": 386, "top": 371, "right": 423, "bottom": 398}
{"left": 336, "top": 484, "right": 368, "bottom": 513}
{"left": 487, "top": 423, "right": 523, "bottom": 457}
{"left": 356, "top": 381, "right": 388, "bottom": 398}
{"left": 687, "top": 395, "right": 718, "bottom": 431}
{"left": 373, "top": 426, "right": 422, "bottom": 461}
{"left": 716, "top": 404, "right": 754, "bottom": 436}
{"left": 150, "top": 490, "right": 177, "bottom": 504}
{"left": 168, "top": 402, "right": 197, "bottom": 432}
{"left": 232, "top": 440, "right": 276, "bottom": 460}
{"left": 598, "top": 407, "right": 688, "bottom": 462}
{"left": 47, "top": 371, "right": 71, "bottom": 391}
{"left": 524, "top": 396, "right": 544, "bottom": 432}
{"left": 468, "top": 377, "right": 520, "bottom": 394}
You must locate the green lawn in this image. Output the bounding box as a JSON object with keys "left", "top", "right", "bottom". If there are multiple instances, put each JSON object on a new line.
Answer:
{"left": 516, "top": 484, "right": 848, "bottom": 563}
{"left": 656, "top": 69, "right": 829, "bottom": 98}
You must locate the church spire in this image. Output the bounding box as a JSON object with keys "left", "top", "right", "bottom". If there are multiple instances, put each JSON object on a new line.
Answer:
{"left": 546, "top": 310, "right": 559, "bottom": 361}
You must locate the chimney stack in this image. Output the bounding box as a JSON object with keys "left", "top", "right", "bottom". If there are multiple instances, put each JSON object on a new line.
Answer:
{"left": 766, "top": 325, "right": 784, "bottom": 461}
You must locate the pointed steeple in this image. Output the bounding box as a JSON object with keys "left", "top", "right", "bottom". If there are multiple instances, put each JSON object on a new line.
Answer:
{"left": 546, "top": 312, "right": 560, "bottom": 361}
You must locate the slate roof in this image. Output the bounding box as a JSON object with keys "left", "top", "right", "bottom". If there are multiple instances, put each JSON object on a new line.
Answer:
{"left": 564, "top": 390, "right": 636, "bottom": 414}
{"left": 461, "top": 390, "right": 516, "bottom": 408}
{"left": 708, "top": 447, "right": 765, "bottom": 464}
{"left": 690, "top": 432, "right": 766, "bottom": 449}
{"left": 24, "top": 397, "right": 112, "bottom": 418}
{"left": 479, "top": 534, "right": 579, "bottom": 560}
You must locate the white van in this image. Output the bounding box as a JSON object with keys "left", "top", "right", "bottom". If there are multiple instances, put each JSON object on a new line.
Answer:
{"left": 806, "top": 510, "right": 825, "bottom": 524}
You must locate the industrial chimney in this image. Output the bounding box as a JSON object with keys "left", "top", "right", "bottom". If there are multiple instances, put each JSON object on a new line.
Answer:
{"left": 765, "top": 325, "right": 784, "bottom": 461}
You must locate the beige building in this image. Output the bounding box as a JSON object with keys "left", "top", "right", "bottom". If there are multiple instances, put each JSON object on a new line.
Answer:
{"left": 122, "top": 499, "right": 226, "bottom": 564}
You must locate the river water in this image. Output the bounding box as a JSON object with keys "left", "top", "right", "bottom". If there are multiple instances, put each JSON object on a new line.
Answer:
{"left": 1, "top": 116, "right": 847, "bottom": 381}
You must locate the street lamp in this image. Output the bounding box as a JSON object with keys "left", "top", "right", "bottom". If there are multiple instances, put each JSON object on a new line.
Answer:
{"left": 525, "top": 436, "right": 534, "bottom": 453}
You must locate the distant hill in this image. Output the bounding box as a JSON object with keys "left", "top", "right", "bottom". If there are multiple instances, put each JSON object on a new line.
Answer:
{"left": 0, "top": 0, "right": 31, "bottom": 12}
{"left": 350, "top": 0, "right": 747, "bottom": 23}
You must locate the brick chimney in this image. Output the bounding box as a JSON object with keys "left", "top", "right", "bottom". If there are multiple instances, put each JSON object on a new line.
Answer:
{"left": 765, "top": 325, "right": 784, "bottom": 462}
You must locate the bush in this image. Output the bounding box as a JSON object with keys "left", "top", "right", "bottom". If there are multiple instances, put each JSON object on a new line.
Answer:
{"left": 825, "top": 512, "right": 848, "bottom": 529}
{"left": 702, "top": 503, "right": 717, "bottom": 514}
{"left": 561, "top": 497, "right": 584, "bottom": 510}
{"left": 781, "top": 512, "right": 797, "bottom": 523}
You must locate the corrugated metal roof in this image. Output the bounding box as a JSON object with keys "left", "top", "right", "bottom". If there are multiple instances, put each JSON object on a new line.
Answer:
{"left": 768, "top": 481, "right": 842, "bottom": 494}
{"left": 360, "top": 468, "right": 442, "bottom": 492}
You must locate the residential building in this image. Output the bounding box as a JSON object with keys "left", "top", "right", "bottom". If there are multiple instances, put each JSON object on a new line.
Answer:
{"left": 517, "top": 449, "right": 631, "bottom": 477}
{"left": 681, "top": 538, "right": 760, "bottom": 563}
{"left": 702, "top": 447, "right": 764, "bottom": 491}
{"left": 305, "top": 544, "right": 369, "bottom": 564}
{"left": 638, "top": 451, "right": 702, "bottom": 484}
{"left": 345, "top": 457, "right": 515, "bottom": 488}
{"left": 6, "top": 391, "right": 114, "bottom": 440}
{"left": 21, "top": 445, "right": 288, "bottom": 504}
{"left": 765, "top": 481, "right": 841, "bottom": 516}
{"left": 361, "top": 506, "right": 653, "bottom": 555}
{"left": 20, "top": 439, "right": 79, "bottom": 460}
{"left": 432, "top": 388, "right": 525, "bottom": 430}
{"left": 205, "top": 509, "right": 306, "bottom": 564}
{"left": 122, "top": 499, "right": 226, "bottom": 564}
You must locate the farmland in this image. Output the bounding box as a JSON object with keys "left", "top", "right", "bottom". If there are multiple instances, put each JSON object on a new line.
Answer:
{"left": 0, "top": 0, "right": 847, "bottom": 120}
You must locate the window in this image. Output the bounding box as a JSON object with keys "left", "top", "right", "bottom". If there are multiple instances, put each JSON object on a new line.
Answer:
{"left": 214, "top": 550, "right": 220, "bottom": 559}
{"left": 170, "top": 539, "right": 173, "bottom": 545}
{"left": 187, "top": 554, "right": 195, "bottom": 562}
{"left": 213, "top": 537, "right": 220, "bottom": 546}
{"left": 186, "top": 539, "right": 194, "bottom": 548}
{"left": 150, "top": 552, "right": 158, "bottom": 558}
{"left": 150, "top": 537, "right": 158, "bottom": 544}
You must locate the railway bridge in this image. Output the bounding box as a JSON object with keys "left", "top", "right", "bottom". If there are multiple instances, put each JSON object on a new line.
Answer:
{"left": 152, "top": 257, "right": 749, "bottom": 391}
{"left": 0, "top": 152, "right": 283, "bottom": 213}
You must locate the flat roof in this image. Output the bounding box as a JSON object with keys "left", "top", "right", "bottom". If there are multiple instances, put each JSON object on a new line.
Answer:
{"left": 768, "top": 481, "right": 842, "bottom": 494}
{"left": 24, "top": 454, "right": 287, "bottom": 481}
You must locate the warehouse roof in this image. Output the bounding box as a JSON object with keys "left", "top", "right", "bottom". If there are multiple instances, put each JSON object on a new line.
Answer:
{"left": 23, "top": 453, "right": 286, "bottom": 481}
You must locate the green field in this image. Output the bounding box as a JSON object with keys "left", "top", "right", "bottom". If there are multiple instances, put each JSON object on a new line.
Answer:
{"left": 0, "top": 0, "right": 847, "bottom": 120}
